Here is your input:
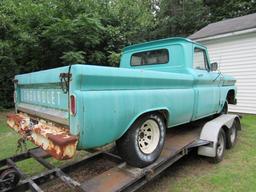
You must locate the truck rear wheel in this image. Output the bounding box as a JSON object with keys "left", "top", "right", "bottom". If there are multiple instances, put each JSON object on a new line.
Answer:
{"left": 116, "top": 113, "right": 166, "bottom": 168}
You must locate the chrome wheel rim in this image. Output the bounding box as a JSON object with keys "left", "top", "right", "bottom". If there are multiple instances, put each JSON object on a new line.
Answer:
{"left": 217, "top": 133, "right": 224, "bottom": 157}
{"left": 137, "top": 119, "right": 160, "bottom": 154}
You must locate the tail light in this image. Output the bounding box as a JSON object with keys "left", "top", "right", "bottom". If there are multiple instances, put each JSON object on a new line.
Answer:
{"left": 70, "top": 95, "right": 76, "bottom": 115}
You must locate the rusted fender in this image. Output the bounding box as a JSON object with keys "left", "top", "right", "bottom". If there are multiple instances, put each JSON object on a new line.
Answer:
{"left": 7, "top": 113, "right": 78, "bottom": 160}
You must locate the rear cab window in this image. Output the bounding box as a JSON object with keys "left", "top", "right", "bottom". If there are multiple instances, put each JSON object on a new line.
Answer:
{"left": 131, "top": 49, "right": 169, "bottom": 66}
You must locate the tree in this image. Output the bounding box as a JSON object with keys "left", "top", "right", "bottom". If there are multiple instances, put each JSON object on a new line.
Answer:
{"left": 0, "top": 0, "right": 156, "bottom": 108}
{"left": 204, "top": 0, "right": 256, "bottom": 23}
{"left": 151, "top": 0, "right": 209, "bottom": 38}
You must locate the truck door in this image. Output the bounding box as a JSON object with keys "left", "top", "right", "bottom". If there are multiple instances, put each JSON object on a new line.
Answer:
{"left": 192, "top": 47, "right": 220, "bottom": 119}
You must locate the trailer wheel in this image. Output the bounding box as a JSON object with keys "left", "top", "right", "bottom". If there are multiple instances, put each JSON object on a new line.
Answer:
{"left": 226, "top": 120, "right": 238, "bottom": 149}
{"left": 0, "top": 169, "right": 20, "bottom": 190}
{"left": 117, "top": 113, "right": 166, "bottom": 168}
{"left": 211, "top": 129, "right": 226, "bottom": 163}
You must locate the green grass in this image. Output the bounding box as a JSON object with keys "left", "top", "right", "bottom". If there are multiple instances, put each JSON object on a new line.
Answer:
{"left": 1, "top": 111, "right": 256, "bottom": 191}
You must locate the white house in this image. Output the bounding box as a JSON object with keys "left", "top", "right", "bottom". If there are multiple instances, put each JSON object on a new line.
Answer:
{"left": 189, "top": 13, "right": 256, "bottom": 114}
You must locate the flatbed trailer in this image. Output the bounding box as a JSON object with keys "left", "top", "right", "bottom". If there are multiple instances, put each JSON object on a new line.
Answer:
{"left": 0, "top": 114, "right": 241, "bottom": 192}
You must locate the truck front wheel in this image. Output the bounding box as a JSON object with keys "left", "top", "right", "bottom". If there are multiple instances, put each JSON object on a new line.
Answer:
{"left": 116, "top": 113, "right": 166, "bottom": 168}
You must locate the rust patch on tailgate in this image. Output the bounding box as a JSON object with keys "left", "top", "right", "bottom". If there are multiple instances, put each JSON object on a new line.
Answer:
{"left": 7, "top": 113, "right": 78, "bottom": 160}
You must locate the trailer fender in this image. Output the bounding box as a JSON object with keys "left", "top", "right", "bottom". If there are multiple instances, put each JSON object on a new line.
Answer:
{"left": 198, "top": 114, "right": 241, "bottom": 157}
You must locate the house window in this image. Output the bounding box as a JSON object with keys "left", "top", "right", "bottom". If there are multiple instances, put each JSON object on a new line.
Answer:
{"left": 131, "top": 49, "right": 169, "bottom": 66}
{"left": 193, "top": 48, "right": 209, "bottom": 70}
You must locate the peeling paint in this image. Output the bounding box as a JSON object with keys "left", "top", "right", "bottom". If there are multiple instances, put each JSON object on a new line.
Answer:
{"left": 7, "top": 113, "right": 78, "bottom": 160}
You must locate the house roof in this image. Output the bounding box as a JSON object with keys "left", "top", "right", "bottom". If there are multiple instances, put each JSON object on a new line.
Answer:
{"left": 189, "top": 13, "right": 256, "bottom": 40}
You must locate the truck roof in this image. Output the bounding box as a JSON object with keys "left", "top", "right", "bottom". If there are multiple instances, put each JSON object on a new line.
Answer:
{"left": 123, "top": 37, "right": 205, "bottom": 52}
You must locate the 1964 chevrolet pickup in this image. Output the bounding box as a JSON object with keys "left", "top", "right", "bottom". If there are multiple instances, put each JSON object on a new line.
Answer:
{"left": 7, "top": 38, "right": 237, "bottom": 167}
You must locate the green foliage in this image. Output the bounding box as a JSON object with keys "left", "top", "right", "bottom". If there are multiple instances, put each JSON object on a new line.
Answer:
{"left": 108, "top": 51, "right": 121, "bottom": 67}
{"left": 152, "top": 0, "right": 209, "bottom": 38}
{"left": 150, "top": 0, "right": 256, "bottom": 38}
{"left": 61, "top": 51, "right": 86, "bottom": 65}
{"left": 205, "top": 0, "right": 256, "bottom": 22}
{"left": 0, "top": 0, "right": 255, "bottom": 108}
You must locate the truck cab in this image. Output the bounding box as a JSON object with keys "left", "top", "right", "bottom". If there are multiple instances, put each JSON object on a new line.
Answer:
{"left": 121, "top": 37, "right": 236, "bottom": 119}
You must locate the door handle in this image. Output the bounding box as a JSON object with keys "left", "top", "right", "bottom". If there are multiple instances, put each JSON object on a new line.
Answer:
{"left": 198, "top": 74, "right": 203, "bottom": 77}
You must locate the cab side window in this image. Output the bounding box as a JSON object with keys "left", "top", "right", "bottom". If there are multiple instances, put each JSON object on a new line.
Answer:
{"left": 193, "top": 48, "right": 209, "bottom": 70}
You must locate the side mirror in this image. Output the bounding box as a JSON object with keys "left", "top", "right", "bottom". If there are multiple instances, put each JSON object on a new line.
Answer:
{"left": 210, "top": 62, "right": 218, "bottom": 71}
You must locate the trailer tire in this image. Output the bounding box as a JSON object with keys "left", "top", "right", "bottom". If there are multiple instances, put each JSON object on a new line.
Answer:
{"left": 116, "top": 113, "right": 166, "bottom": 168}
{"left": 226, "top": 120, "right": 238, "bottom": 149}
{"left": 0, "top": 169, "right": 20, "bottom": 190}
{"left": 210, "top": 128, "right": 226, "bottom": 163}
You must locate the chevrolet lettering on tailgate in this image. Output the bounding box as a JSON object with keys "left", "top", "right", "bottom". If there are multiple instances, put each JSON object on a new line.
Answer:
{"left": 20, "top": 89, "right": 62, "bottom": 107}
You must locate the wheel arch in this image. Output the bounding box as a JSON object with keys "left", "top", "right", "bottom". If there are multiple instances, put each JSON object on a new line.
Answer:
{"left": 221, "top": 125, "right": 230, "bottom": 143}
{"left": 226, "top": 89, "right": 236, "bottom": 104}
{"left": 118, "top": 108, "right": 170, "bottom": 140}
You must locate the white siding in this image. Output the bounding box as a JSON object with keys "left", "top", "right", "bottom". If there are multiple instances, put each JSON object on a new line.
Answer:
{"left": 199, "top": 32, "right": 256, "bottom": 114}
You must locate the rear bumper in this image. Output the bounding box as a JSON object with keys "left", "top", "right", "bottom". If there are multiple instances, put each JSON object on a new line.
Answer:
{"left": 7, "top": 113, "right": 78, "bottom": 160}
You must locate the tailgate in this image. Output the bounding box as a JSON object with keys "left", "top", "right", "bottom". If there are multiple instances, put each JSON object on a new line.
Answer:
{"left": 7, "top": 66, "right": 78, "bottom": 160}
{"left": 14, "top": 66, "right": 70, "bottom": 125}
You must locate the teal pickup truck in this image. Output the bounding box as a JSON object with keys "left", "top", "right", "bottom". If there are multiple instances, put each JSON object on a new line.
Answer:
{"left": 7, "top": 37, "right": 236, "bottom": 167}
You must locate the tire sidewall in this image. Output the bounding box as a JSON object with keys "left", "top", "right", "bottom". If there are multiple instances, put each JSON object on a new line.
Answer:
{"left": 0, "top": 169, "right": 20, "bottom": 189}
{"left": 226, "top": 121, "right": 238, "bottom": 149}
{"left": 215, "top": 129, "right": 226, "bottom": 162}
{"left": 133, "top": 114, "right": 166, "bottom": 164}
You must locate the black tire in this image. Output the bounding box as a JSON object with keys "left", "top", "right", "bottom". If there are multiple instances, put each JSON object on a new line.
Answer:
{"left": 210, "top": 129, "right": 226, "bottom": 164}
{"left": 226, "top": 120, "right": 238, "bottom": 149}
{"left": 220, "top": 100, "right": 228, "bottom": 114}
{"left": 116, "top": 113, "right": 166, "bottom": 168}
{"left": 0, "top": 169, "right": 20, "bottom": 190}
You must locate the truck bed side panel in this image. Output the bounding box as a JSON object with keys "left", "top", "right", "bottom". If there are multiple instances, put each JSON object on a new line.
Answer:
{"left": 77, "top": 88, "right": 194, "bottom": 149}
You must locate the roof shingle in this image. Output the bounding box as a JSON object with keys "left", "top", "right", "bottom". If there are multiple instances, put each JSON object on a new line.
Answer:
{"left": 189, "top": 13, "right": 256, "bottom": 40}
